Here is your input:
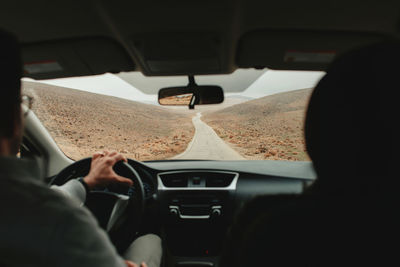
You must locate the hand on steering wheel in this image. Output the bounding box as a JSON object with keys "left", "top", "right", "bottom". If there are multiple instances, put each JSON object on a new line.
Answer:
{"left": 84, "top": 151, "right": 133, "bottom": 189}
{"left": 52, "top": 152, "right": 146, "bottom": 253}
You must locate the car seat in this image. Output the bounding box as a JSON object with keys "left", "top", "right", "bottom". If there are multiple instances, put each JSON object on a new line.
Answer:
{"left": 220, "top": 41, "right": 400, "bottom": 267}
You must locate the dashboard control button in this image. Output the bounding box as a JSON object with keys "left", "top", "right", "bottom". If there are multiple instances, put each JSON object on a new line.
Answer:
{"left": 211, "top": 208, "right": 221, "bottom": 217}
{"left": 169, "top": 208, "right": 179, "bottom": 217}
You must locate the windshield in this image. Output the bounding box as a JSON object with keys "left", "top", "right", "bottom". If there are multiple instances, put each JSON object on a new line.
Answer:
{"left": 22, "top": 69, "right": 324, "bottom": 161}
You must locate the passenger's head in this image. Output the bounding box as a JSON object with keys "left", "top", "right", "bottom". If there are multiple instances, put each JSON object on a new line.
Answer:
{"left": 0, "top": 29, "right": 23, "bottom": 155}
{"left": 305, "top": 41, "right": 398, "bottom": 195}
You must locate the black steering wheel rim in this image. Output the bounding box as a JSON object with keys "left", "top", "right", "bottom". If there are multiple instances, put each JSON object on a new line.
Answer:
{"left": 51, "top": 157, "right": 145, "bottom": 251}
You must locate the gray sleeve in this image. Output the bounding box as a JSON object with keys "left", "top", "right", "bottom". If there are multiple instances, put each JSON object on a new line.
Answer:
{"left": 44, "top": 199, "right": 127, "bottom": 267}
{"left": 51, "top": 179, "right": 86, "bottom": 206}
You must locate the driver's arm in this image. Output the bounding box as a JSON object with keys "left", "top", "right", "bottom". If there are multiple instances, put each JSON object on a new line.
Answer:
{"left": 51, "top": 179, "right": 87, "bottom": 206}
{"left": 51, "top": 151, "right": 133, "bottom": 206}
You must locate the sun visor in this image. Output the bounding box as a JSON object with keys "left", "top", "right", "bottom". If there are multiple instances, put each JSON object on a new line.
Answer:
{"left": 236, "top": 31, "right": 387, "bottom": 71}
{"left": 130, "top": 33, "right": 222, "bottom": 76}
{"left": 22, "top": 37, "right": 135, "bottom": 79}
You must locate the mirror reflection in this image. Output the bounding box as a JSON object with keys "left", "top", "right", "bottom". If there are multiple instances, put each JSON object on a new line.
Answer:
{"left": 159, "top": 93, "right": 194, "bottom": 106}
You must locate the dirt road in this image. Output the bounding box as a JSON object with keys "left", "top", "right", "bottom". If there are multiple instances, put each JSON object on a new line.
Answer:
{"left": 173, "top": 113, "right": 245, "bottom": 160}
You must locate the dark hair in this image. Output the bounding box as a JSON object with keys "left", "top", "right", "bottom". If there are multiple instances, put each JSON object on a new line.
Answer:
{"left": 0, "top": 29, "right": 22, "bottom": 138}
{"left": 304, "top": 41, "right": 399, "bottom": 195}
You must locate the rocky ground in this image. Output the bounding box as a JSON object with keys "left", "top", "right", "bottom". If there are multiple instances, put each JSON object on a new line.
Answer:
{"left": 203, "top": 88, "right": 313, "bottom": 161}
{"left": 22, "top": 81, "right": 194, "bottom": 161}
{"left": 21, "top": 80, "right": 313, "bottom": 162}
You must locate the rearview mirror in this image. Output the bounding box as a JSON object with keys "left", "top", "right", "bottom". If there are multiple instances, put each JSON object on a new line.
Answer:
{"left": 158, "top": 76, "right": 224, "bottom": 109}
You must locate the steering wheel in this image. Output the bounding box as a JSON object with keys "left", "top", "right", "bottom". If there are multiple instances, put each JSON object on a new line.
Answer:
{"left": 51, "top": 157, "right": 145, "bottom": 252}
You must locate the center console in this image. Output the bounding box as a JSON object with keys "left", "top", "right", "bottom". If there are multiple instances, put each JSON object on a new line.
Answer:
{"left": 157, "top": 171, "right": 238, "bottom": 267}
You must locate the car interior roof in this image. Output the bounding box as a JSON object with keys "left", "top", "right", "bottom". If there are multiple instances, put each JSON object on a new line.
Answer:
{"left": 1, "top": 0, "right": 399, "bottom": 79}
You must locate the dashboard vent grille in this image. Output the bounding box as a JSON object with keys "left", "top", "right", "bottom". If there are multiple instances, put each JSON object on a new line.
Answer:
{"left": 159, "top": 173, "right": 188, "bottom": 187}
{"left": 206, "top": 172, "right": 235, "bottom": 187}
{"left": 159, "top": 172, "right": 237, "bottom": 188}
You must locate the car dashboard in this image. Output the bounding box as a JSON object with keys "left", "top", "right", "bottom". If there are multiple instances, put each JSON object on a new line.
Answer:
{"left": 121, "top": 159, "right": 315, "bottom": 267}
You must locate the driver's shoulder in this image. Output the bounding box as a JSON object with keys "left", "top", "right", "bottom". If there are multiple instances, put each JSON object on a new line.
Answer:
{"left": 0, "top": 174, "right": 91, "bottom": 225}
{"left": 0, "top": 176, "right": 124, "bottom": 267}
{"left": 0, "top": 175, "right": 98, "bottom": 247}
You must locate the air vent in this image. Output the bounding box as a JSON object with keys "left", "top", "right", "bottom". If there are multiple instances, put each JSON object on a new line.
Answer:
{"left": 159, "top": 171, "right": 238, "bottom": 189}
{"left": 206, "top": 172, "right": 235, "bottom": 187}
{"left": 160, "top": 173, "right": 188, "bottom": 187}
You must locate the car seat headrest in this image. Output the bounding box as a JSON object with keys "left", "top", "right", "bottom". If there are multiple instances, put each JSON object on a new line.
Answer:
{"left": 0, "top": 29, "right": 22, "bottom": 139}
{"left": 304, "top": 41, "right": 399, "bottom": 195}
{"left": 0, "top": 29, "right": 21, "bottom": 92}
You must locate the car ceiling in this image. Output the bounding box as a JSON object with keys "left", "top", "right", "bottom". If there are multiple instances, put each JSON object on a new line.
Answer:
{"left": 1, "top": 0, "right": 399, "bottom": 79}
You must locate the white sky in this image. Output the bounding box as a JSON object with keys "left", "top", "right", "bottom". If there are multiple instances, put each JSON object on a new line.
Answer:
{"left": 116, "top": 69, "right": 267, "bottom": 94}
{"left": 238, "top": 70, "right": 325, "bottom": 98}
{"left": 23, "top": 70, "right": 325, "bottom": 104}
{"left": 26, "top": 73, "right": 157, "bottom": 104}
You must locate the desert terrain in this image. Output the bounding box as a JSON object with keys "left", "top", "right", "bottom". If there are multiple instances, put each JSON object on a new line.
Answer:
{"left": 203, "top": 88, "right": 313, "bottom": 161}
{"left": 22, "top": 80, "right": 313, "bottom": 162}
{"left": 22, "top": 81, "right": 194, "bottom": 161}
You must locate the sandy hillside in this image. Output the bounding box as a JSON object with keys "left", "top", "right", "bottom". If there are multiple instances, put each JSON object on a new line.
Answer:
{"left": 203, "top": 88, "right": 313, "bottom": 161}
{"left": 22, "top": 81, "right": 194, "bottom": 161}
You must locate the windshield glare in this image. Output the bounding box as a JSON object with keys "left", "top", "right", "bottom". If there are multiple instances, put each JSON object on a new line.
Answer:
{"left": 22, "top": 70, "right": 324, "bottom": 162}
